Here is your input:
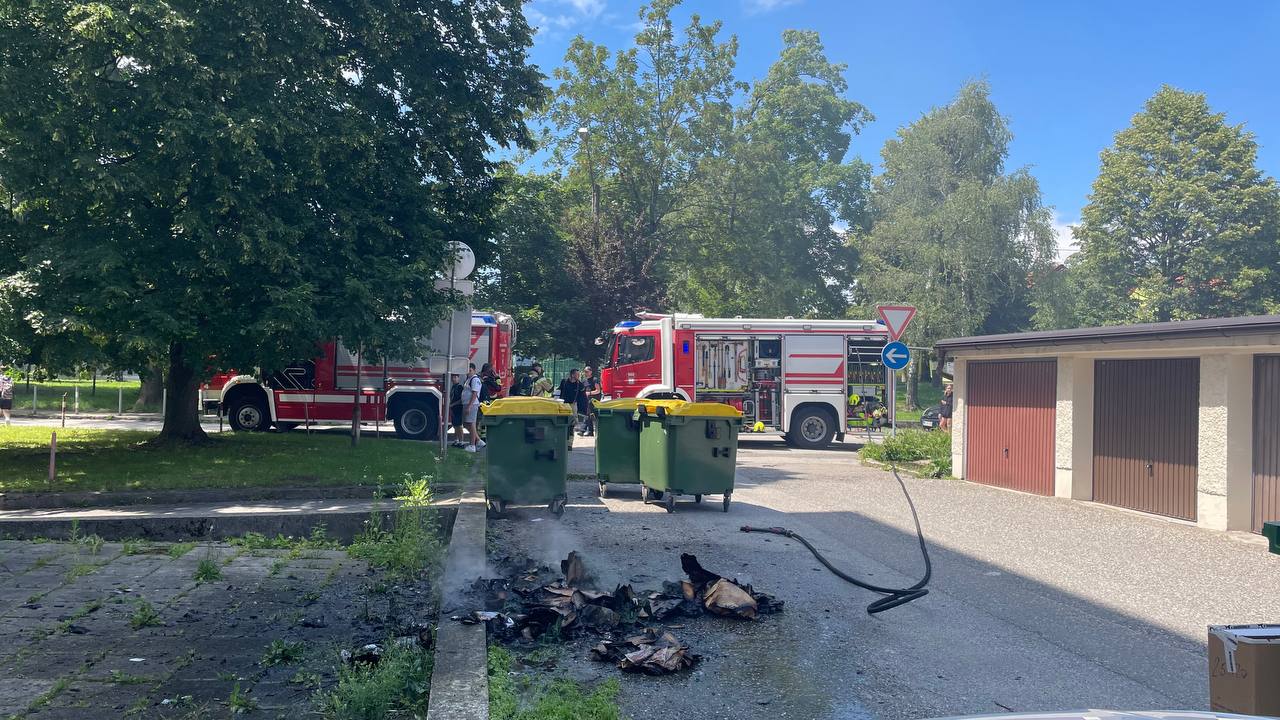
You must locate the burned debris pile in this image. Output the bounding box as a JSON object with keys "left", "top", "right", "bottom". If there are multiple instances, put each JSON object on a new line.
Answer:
{"left": 460, "top": 551, "right": 782, "bottom": 675}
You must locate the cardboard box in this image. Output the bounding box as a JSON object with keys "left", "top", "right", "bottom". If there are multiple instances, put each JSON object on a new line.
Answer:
{"left": 1208, "top": 624, "right": 1280, "bottom": 714}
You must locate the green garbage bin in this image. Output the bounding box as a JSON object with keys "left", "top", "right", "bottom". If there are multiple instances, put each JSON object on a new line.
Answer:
{"left": 593, "top": 397, "right": 646, "bottom": 498}
{"left": 1263, "top": 521, "right": 1280, "bottom": 555}
{"left": 636, "top": 400, "right": 742, "bottom": 513}
{"left": 481, "top": 397, "right": 573, "bottom": 517}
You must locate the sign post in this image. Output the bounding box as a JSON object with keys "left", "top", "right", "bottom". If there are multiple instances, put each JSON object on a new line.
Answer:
{"left": 876, "top": 305, "right": 917, "bottom": 437}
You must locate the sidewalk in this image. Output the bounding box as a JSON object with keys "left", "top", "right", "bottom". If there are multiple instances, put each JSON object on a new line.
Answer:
{"left": 0, "top": 495, "right": 459, "bottom": 541}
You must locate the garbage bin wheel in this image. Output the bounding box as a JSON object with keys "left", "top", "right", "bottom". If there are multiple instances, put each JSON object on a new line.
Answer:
{"left": 598, "top": 482, "right": 608, "bottom": 499}
{"left": 663, "top": 494, "right": 676, "bottom": 513}
{"left": 694, "top": 494, "right": 703, "bottom": 504}
{"left": 722, "top": 494, "right": 731, "bottom": 513}
{"left": 486, "top": 498, "right": 506, "bottom": 518}
{"left": 550, "top": 498, "right": 566, "bottom": 518}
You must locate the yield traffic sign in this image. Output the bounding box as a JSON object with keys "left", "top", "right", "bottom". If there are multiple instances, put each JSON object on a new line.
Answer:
{"left": 876, "top": 305, "right": 916, "bottom": 341}
{"left": 881, "top": 341, "right": 911, "bottom": 371}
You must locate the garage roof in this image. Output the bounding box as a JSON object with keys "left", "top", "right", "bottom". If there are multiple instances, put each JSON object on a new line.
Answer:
{"left": 936, "top": 314, "right": 1280, "bottom": 354}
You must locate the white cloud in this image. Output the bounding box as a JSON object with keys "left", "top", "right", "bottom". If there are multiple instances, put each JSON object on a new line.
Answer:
{"left": 565, "top": 0, "right": 605, "bottom": 19}
{"left": 526, "top": 0, "right": 605, "bottom": 37}
{"left": 1051, "top": 211, "right": 1079, "bottom": 263}
{"left": 743, "top": 0, "right": 801, "bottom": 14}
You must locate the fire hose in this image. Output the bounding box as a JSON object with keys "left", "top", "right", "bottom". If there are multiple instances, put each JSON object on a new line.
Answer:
{"left": 740, "top": 421, "right": 933, "bottom": 615}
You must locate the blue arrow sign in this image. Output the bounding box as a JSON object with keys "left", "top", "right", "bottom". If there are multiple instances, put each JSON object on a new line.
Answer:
{"left": 881, "top": 341, "right": 910, "bottom": 371}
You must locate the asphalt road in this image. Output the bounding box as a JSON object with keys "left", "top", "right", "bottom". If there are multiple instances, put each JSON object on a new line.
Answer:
{"left": 490, "top": 434, "right": 1279, "bottom": 720}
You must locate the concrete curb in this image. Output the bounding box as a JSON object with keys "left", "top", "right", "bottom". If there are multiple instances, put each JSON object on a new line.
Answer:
{"left": 428, "top": 477, "right": 489, "bottom": 720}
{"left": 0, "top": 499, "right": 459, "bottom": 542}
{"left": 0, "top": 484, "right": 397, "bottom": 510}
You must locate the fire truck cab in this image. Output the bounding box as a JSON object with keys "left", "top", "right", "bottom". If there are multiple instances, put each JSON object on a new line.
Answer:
{"left": 217, "top": 311, "right": 515, "bottom": 440}
{"left": 599, "top": 313, "right": 889, "bottom": 448}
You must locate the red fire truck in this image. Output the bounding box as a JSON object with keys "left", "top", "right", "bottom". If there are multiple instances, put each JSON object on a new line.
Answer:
{"left": 215, "top": 311, "right": 515, "bottom": 440}
{"left": 598, "top": 312, "right": 889, "bottom": 448}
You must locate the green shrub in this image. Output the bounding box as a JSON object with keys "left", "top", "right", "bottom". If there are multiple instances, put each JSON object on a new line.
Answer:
{"left": 347, "top": 505, "right": 443, "bottom": 580}
{"left": 861, "top": 430, "right": 952, "bottom": 476}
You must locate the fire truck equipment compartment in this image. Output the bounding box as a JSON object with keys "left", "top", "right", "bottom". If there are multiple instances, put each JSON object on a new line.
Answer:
{"left": 593, "top": 398, "right": 646, "bottom": 497}
{"left": 634, "top": 402, "right": 743, "bottom": 513}
{"left": 480, "top": 397, "right": 572, "bottom": 517}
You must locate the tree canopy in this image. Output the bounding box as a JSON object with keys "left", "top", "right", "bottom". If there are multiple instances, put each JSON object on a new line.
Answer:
{"left": 857, "top": 81, "right": 1056, "bottom": 347}
{"left": 0, "top": 0, "right": 545, "bottom": 438}
{"left": 1046, "top": 86, "right": 1280, "bottom": 327}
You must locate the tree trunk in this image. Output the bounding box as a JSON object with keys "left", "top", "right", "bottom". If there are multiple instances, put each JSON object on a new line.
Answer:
{"left": 920, "top": 351, "right": 932, "bottom": 383}
{"left": 350, "top": 344, "right": 362, "bottom": 447}
{"left": 907, "top": 358, "right": 920, "bottom": 410}
{"left": 157, "top": 343, "right": 208, "bottom": 443}
{"left": 932, "top": 351, "right": 945, "bottom": 389}
{"left": 134, "top": 363, "right": 164, "bottom": 411}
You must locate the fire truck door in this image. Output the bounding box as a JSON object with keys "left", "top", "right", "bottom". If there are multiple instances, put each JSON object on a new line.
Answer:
{"left": 783, "top": 335, "right": 846, "bottom": 393}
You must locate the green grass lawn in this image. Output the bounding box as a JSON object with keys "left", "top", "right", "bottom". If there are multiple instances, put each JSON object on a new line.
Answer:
{"left": 4, "top": 379, "right": 149, "bottom": 413}
{"left": 893, "top": 379, "right": 945, "bottom": 423}
{"left": 0, "top": 426, "right": 469, "bottom": 494}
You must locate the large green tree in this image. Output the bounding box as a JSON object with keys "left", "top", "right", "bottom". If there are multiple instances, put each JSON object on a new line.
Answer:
{"left": 668, "top": 30, "right": 871, "bottom": 316}
{"left": 474, "top": 171, "right": 578, "bottom": 359}
{"left": 0, "top": 0, "right": 544, "bottom": 440}
{"left": 857, "top": 81, "right": 1055, "bottom": 404}
{"left": 1057, "top": 86, "right": 1280, "bottom": 326}
{"left": 506, "top": 0, "right": 872, "bottom": 361}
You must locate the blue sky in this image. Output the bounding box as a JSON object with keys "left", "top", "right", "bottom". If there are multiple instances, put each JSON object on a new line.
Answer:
{"left": 522, "top": 0, "right": 1280, "bottom": 257}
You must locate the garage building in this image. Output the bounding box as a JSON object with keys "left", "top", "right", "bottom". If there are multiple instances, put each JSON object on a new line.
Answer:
{"left": 936, "top": 314, "right": 1280, "bottom": 533}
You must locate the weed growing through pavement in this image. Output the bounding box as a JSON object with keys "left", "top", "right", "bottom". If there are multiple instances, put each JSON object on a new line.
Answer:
{"left": 24, "top": 677, "right": 69, "bottom": 714}
{"left": 107, "top": 670, "right": 150, "bottom": 685}
{"left": 290, "top": 670, "right": 322, "bottom": 689}
{"left": 216, "top": 671, "right": 240, "bottom": 682}
{"left": 394, "top": 473, "right": 433, "bottom": 507}
{"left": 230, "top": 526, "right": 338, "bottom": 552}
{"left": 317, "top": 638, "right": 432, "bottom": 719}
{"left": 193, "top": 552, "right": 222, "bottom": 583}
{"left": 168, "top": 542, "right": 196, "bottom": 558}
{"left": 261, "top": 639, "right": 305, "bottom": 667}
{"left": 129, "top": 599, "right": 163, "bottom": 629}
{"left": 347, "top": 480, "right": 443, "bottom": 580}
{"left": 64, "top": 562, "right": 99, "bottom": 582}
{"left": 227, "top": 683, "right": 258, "bottom": 714}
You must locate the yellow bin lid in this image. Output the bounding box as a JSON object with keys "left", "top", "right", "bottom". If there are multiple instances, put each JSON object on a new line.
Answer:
{"left": 481, "top": 397, "right": 575, "bottom": 416}
{"left": 594, "top": 397, "right": 645, "bottom": 411}
{"left": 638, "top": 400, "right": 743, "bottom": 417}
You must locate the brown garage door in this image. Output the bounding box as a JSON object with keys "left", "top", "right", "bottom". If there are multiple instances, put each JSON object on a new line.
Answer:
{"left": 1093, "top": 358, "right": 1198, "bottom": 521}
{"left": 966, "top": 360, "right": 1056, "bottom": 495}
{"left": 1254, "top": 356, "right": 1280, "bottom": 533}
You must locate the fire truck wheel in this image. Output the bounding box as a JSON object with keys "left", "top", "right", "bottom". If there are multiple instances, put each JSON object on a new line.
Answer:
{"left": 788, "top": 406, "right": 836, "bottom": 449}
{"left": 393, "top": 400, "right": 438, "bottom": 441}
{"left": 228, "top": 396, "right": 269, "bottom": 432}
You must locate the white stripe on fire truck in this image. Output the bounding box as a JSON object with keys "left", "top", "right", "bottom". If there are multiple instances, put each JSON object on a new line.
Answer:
{"left": 277, "top": 394, "right": 385, "bottom": 404}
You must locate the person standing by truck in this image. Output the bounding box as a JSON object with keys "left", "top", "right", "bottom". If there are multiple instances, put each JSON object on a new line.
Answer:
{"left": 0, "top": 364, "right": 13, "bottom": 425}
{"left": 448, "top": 373, "right": 464, "bottom": 446}
{"left": 461, "top": 364, "right": 485, "bottom": 452}
{"left": 578, "top": 366, "right": 601, "bottom": 436}
{"left": 558, "top": 368, "right": 584, "bottom": 446}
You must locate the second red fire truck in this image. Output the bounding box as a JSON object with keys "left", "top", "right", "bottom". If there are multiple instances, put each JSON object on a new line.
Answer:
{"left": 215, "top": 311, "right": 515, "bottom": 440}
{"left": 599, "top": 312, "right": 889, "bottom": 448}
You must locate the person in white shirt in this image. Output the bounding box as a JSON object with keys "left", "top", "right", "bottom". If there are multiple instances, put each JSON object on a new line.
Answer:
{"left": 0, "top": 364, "right": 13, "bottom": 425}
{"left": 460, "top": 363, "right": 485, "bottom": 452}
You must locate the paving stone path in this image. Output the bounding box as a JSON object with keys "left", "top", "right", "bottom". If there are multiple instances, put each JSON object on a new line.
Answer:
{"left": 0, "top": 539, "right": 433, "bottom": 719}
